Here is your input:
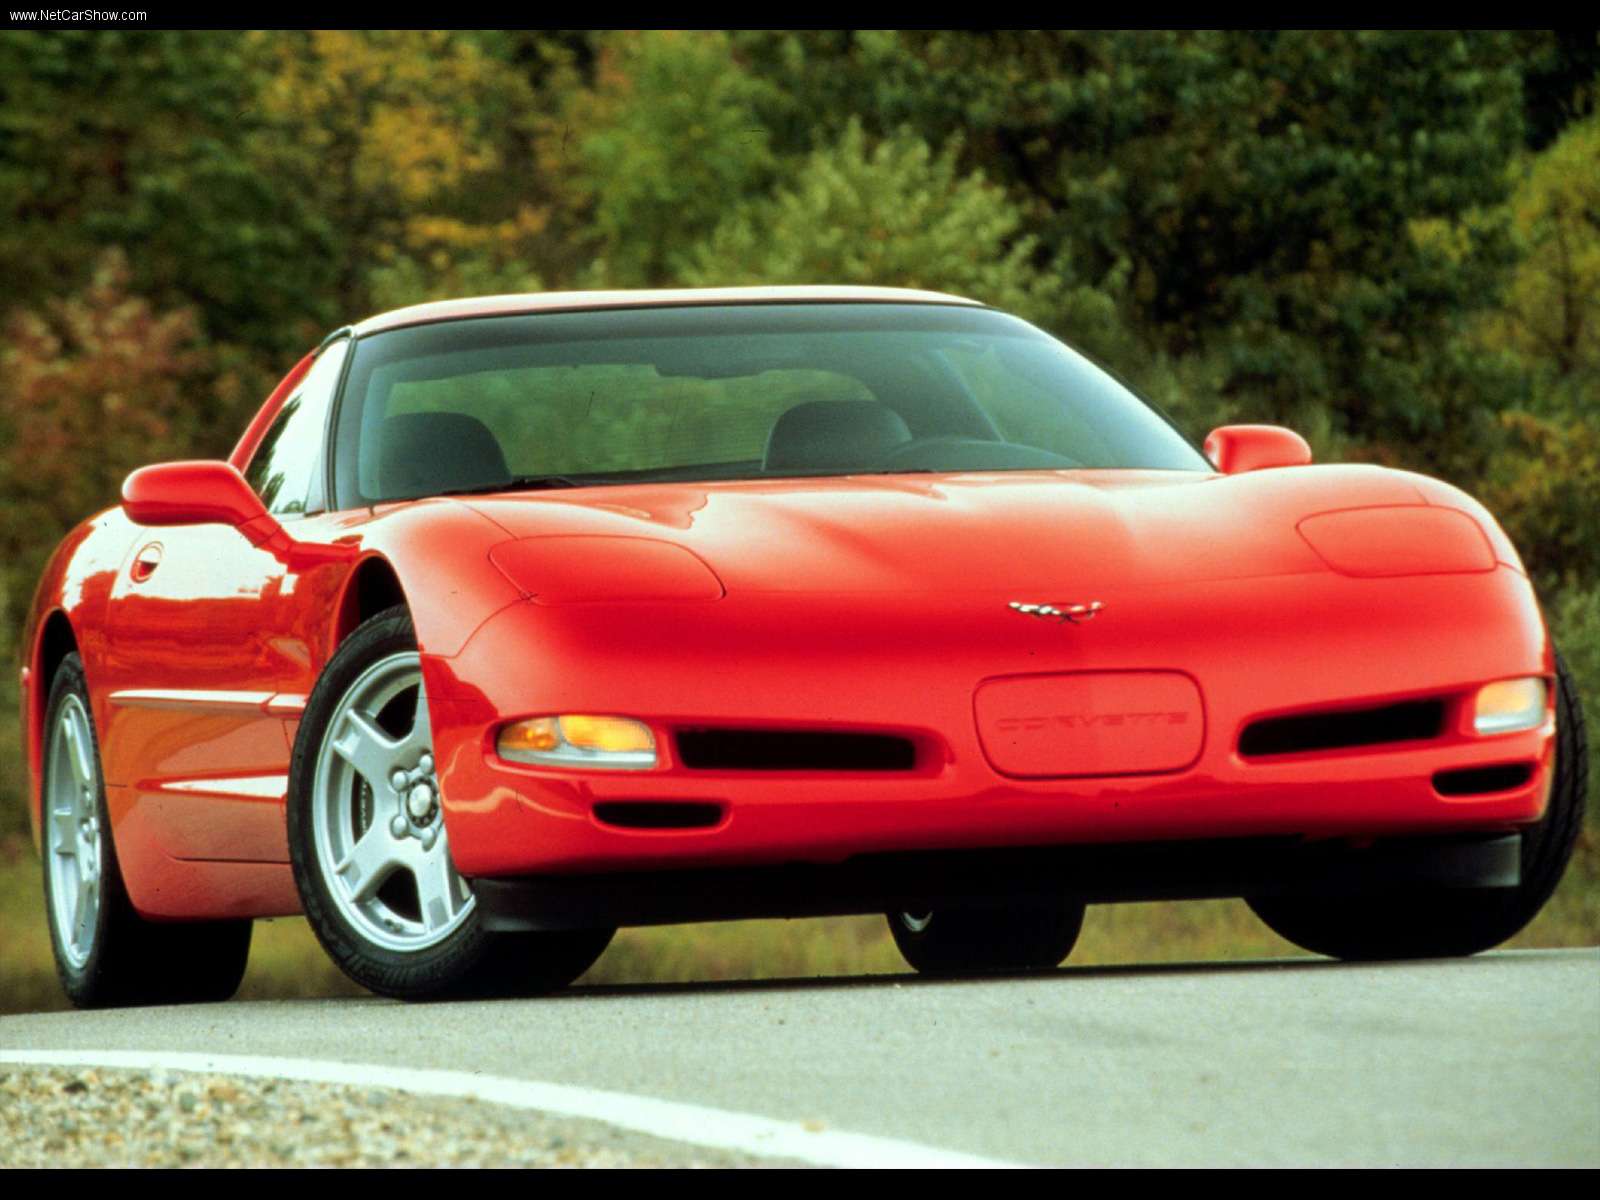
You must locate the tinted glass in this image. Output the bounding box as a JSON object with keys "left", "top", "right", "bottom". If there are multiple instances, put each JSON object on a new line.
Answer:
{"left": 245, "top": 339, "right": 349, "bottom": 517}
{"left": 334, "top": 304, "right": 1205, "bottom": 506}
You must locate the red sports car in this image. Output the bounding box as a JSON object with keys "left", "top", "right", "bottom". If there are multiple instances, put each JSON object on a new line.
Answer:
{"left": 18, "top": 286, "right": 1587, "bottom": 1005}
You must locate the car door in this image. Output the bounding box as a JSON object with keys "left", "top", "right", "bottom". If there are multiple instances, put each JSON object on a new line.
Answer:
{"left": 99, "top": 339, "right": 351, "bottom": 864}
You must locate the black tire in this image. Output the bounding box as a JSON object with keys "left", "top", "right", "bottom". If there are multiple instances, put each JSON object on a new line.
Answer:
{"left": 40, "top": 654, "right": 252, "bottom": 1008}
{"left": 287, "top": 605, "right": 613, "bottom": 999}
{"left": 1249, "top": 650, "right": 1589, "bottom": 960}
{"left": 887, "top": 902, "right": 1086, "bottom": 975}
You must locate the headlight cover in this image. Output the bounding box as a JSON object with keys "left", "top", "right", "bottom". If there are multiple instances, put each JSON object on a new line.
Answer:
{"left": 1296, "top": 506, "right": 1496, "bottom": 578}
{"left": 489, "top": 535, "right": 724, "bottom": 604}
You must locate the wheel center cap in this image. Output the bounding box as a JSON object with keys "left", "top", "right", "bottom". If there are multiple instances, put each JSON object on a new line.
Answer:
{"left": 406, "top": 782, "right": 436, "bottom": 822}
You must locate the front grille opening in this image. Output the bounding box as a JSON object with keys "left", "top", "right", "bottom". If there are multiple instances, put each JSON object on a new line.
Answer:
{"left": 1239, "top": 699, "right": 1446, "bottom": 758}
{"left": 593, "top": 801, "right": 725, "bottom": 830}
{"left": 676, "top": 729, "right": 917, "bottom": 772}
{"left": 1433, "top": 763, "right": 1535, "bottom": 797}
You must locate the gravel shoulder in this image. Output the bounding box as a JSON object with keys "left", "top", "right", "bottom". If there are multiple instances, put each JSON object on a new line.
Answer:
{"left": 0, "top": 1066, "right": 795, "bottom": 1168}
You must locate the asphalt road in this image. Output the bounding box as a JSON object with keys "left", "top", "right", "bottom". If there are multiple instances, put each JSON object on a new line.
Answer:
{"left": 2, "top": 948, "right": 1596, "bottom": 1166}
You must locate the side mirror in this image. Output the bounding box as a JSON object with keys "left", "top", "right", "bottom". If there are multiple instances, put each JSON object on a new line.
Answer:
{"left": 1203, "top": 425, "right": 1313, "bottom": 474}
{"left": 122, "top": 461, "right": 355, "bottom": 569}
{"left": 123, "top": 460, "right": 270, "bottom": 528}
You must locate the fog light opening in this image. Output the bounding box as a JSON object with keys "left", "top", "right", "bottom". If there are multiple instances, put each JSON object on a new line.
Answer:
{"left": 593, "top": 802, "right": 723, "bottom": 830}
{"left": 1433, "top": 763, "right": 1535, "bottom": 796}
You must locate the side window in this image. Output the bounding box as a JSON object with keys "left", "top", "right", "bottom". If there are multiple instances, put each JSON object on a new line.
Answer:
{"left": 244, "top": 340, "right": 350, "bottom": 517}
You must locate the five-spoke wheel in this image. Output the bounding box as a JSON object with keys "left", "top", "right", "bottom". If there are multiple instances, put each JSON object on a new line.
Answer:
{"left": 311, "top": 650, "right": 474, "bottom": 953}
{"left": 44, "top": 691, "right": 102, "bottom": 972}
{"left": 288, "top": 606, "right": 614, "bottom": 999}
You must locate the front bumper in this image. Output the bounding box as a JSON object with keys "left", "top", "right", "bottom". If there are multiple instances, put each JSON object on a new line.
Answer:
{"left": 422, "top": 566, "right": 1554, "bottom": 881}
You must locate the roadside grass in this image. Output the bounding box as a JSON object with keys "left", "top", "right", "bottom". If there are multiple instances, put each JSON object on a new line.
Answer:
{"left": 1, "top": 688, "right": 26, "bottom": 844}
{"left": 2, "top": 822, "right": 1593, "bottom": 1013}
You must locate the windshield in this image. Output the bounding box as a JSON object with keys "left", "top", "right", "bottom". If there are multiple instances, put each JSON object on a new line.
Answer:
{"left": 332, "top": 303, "right": 1207, "bottom": 506}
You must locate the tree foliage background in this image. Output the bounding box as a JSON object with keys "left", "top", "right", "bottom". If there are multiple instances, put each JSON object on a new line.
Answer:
{"left": 1, "top": 29, "right": 1597, "bottom": 755}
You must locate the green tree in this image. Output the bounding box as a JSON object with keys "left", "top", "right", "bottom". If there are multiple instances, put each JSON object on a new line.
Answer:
{"left": 1481, "top": 112, "right": 1600, "bottom": 387}
{"left": 1514, "top": 29, "right": 1600, "bottom": 152}
{"left": 551, "top": 30, "right": 780, "bottom": 286}
{"left": 0, "top": 30, "right": 334, "bottom": 359}
{"left": 0, "top": 251, "right": 216, "bottom": 639}
{"left": 682, "top": 121, "right": 1128, "bottom": 357}
{"left": 736, "top": 32, "right": 1528, "bottom": 440}
{"left": 247, "top": 30, "right": 554, "bottom": 318}
{"left": 1467, "top": 112, "right": 1600, "bottom": 589}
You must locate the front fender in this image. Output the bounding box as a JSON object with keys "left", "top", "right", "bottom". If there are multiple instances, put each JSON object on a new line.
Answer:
{"left": 327, "top": 499, "right": 525, "bottom": 662}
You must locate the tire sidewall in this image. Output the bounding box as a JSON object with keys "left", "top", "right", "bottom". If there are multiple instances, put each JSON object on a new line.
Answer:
{"left": 39, "top": 655, "right": 122, "bottom": 1004}
{"left": 287, "top": 606, "right": 495, "bottom": 996}
{"left": 1248, "top": 650, "right": 1589, "bottom": 960}
{"left": 889, "top": 903, "right": 1086, "bottom": 974}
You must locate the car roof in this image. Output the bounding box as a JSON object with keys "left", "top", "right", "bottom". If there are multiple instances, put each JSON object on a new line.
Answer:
{"left": 351, "top": 285, "right": 984, "bottom": 337}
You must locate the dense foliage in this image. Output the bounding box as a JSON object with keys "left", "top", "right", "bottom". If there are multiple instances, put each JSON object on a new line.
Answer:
{"left": 0, "top": 29, "right": 1596, "bottom": 695}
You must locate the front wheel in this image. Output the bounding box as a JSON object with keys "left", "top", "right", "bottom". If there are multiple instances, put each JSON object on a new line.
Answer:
{"left": 1249, "top": 650, "right": 1589, "bottom": 961}
{"left": 288, "top": 606, "right": 613, "bottom": 999}
{"left": 887, "top": 903, "right": 1086, "bottom": 975}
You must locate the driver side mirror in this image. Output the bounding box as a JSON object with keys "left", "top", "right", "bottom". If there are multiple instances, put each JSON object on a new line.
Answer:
{"left": 123, "top": 460, "right": 271, "bottom": 529}
{"left": 1203, "top": 425, "right": 1313, "bottom": 474}
{"left": 122, "top": 461, "right": 354, "bottom": 569}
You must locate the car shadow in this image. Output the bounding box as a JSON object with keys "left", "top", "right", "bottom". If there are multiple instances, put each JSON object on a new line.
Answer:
{"left": 548, "top": 947, "right": 1583, "bottom": 1002}
{"left": 209, "top": 946, "right": 1582, "bottom": 1009}
{"left": 550, "top": 954, "right": 1355, "bottom": 1002}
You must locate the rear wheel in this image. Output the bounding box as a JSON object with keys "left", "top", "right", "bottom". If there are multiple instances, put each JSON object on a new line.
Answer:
{"left": 288, "top": 606, "right": 613, "bottom": 999}
{"left": 41, "top": 654, "right": 252, "bottom": 1007}
{"left": 887, "top": 903, "right": 1086, "bottom": 975}
{"left": 1249, "top": 650, "right": 1588, "bottom": 960}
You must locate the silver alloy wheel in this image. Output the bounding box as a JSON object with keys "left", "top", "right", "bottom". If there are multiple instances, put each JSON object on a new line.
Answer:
{"left": 900, "top": 912, "right": 933, "bottom": 933}
{"left": 311, "top": 651, "right": 474, "bottom": 953}
{"left": 45, "top": 693, "right": 102, "bottom": 970}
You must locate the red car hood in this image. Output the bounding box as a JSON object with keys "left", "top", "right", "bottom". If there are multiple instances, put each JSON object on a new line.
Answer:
{"left": 462, "top": 465, "right": 1428, "bottom": 595}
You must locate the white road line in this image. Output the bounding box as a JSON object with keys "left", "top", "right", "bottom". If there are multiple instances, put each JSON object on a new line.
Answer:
{"left": 0, "top": 1048, "right": 1017, "bottom": 1169}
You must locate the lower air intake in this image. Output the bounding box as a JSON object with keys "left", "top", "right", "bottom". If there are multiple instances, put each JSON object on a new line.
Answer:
{"left": 1239, "top": 699, "right": 1446, "bottom": 758}
{"left": 675, "top": 729, "right": 917, "bottom": 772}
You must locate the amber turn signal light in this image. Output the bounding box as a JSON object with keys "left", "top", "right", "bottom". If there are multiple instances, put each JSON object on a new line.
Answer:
{"left": 498, "top": 715, "right": 658, "bottom": 769}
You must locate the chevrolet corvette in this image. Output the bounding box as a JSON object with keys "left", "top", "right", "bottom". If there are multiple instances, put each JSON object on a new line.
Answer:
{"left": 18, "top": 286, "right": 1587, "bottom": 1004}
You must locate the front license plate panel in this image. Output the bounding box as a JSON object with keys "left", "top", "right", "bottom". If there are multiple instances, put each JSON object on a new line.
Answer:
{"left": 974, "top": 671, "right": 1205, "bottom": 778}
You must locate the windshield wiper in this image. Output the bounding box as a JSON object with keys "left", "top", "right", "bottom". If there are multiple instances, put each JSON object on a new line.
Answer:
{"left": 439, "top": 474, "right": 600, "bottom": 497}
